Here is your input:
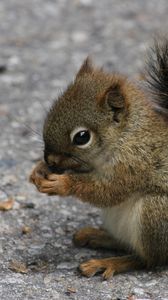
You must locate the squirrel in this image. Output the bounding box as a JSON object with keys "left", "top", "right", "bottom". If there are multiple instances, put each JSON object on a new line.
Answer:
{"left": 30, "top": 39, "right": 168, "bottom": 279}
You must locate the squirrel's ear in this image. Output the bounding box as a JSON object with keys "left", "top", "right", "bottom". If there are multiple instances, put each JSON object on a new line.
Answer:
{"left": 76, "top": 57, "right": 93, "bottom": 77}
{"left": 98, "top": 83, "right": 127, "bottom": 122}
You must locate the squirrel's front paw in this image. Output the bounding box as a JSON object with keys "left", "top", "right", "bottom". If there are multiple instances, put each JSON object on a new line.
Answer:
{"left": 30, "top": 167, "right": 71, "bottom": 196}
{"left": 43, "top": 173, "right": 71, "bottom": 196}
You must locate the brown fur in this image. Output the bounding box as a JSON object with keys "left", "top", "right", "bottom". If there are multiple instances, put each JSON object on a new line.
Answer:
{"left": 30, "top": 51, "right": 168, "bottom": 278}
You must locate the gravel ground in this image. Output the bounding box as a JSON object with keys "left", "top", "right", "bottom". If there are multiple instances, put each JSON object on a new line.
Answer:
{"left": 0, "top": 0, "right": 168, "bottom": 299}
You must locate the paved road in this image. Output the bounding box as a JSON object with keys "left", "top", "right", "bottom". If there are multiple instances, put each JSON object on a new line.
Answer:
{"left": 0, "top": 0, "right": 168, "bottom": 299}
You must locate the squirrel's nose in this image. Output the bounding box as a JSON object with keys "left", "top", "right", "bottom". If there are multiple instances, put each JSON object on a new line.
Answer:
{"left": 45, "top": 153, "right": 81, "bottom": 174}
{"left": 45, "top": 154, "right": 66, "bottom": 174}
{"left": 47, "top": 154, "right": 62, "bottom": 166}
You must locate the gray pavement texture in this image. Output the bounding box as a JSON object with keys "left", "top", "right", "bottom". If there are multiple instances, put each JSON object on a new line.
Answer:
{"left": 0, "top": 0, "right": 168, "bottom": 299}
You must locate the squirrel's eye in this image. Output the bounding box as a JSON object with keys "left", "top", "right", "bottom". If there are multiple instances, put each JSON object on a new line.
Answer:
{"left": 73, "top": 131, "right": 90, "bottom": 145}
{"left": 70, "top": 127, "right": 93, "bottom": 149}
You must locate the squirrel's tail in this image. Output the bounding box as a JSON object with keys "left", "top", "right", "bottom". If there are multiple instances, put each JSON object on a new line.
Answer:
{"left": 146, "top": 38, "right": 168, "bottom": 114}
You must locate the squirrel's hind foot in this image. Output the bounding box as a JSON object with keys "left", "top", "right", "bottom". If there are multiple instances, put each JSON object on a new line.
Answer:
{"left": 73, "top": 227, "right": 117, "bottom": 249}
{"left": 79, "top": 255, "right": 144, "bottom": 279}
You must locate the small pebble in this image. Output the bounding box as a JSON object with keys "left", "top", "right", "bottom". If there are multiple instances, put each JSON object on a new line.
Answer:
{"left": 9, "top": 260, "right": 28, "bottom": 274}
{"left": 66, "top": 287, "right": 76, "bottom": 294}
{"left": 22, "top": 226, "right": 32, "bottom": 234}
{"left": 21, "top": 202, "right": 35, "bottom": 209}
{"left": 0, "top": 65, "right": 7, "bottom": 73}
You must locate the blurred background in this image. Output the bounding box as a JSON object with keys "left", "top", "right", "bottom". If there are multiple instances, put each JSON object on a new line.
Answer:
{"left": 0, "top": 1, "right": 168, "bottom": 299}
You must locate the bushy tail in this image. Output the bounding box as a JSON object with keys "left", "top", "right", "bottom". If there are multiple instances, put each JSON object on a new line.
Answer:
{"left": 146, "top": 38, "right": 168, "bottom": 114}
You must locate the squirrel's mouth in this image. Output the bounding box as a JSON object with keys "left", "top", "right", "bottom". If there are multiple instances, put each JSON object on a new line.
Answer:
{"left": 47, "top": 164, "right": 92, "bottom": 174}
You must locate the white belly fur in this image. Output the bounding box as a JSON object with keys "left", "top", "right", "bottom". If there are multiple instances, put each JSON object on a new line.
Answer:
{"left": 102, "top": 194, "right": 143, "bottom": 253}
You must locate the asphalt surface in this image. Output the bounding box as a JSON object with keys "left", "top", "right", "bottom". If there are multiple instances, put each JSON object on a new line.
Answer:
{"left": 0, "top": 0, "right": 168, "bottom": 299}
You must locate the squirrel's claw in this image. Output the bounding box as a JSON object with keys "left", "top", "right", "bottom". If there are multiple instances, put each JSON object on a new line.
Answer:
{"left": 79, "top": 259, "right": 103, "bottom": 278}
{"left": 29, "top": 161, "right": 48, "bottom": 183}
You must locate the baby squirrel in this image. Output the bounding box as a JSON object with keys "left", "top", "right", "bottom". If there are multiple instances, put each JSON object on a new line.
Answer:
{"left": 30, "top": 39, "right": 168, "bottom": 279}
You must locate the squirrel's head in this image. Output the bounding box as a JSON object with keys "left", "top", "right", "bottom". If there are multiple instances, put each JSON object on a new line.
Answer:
{"left": 43, "top": 58, "right": 132, "bottom": 174}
